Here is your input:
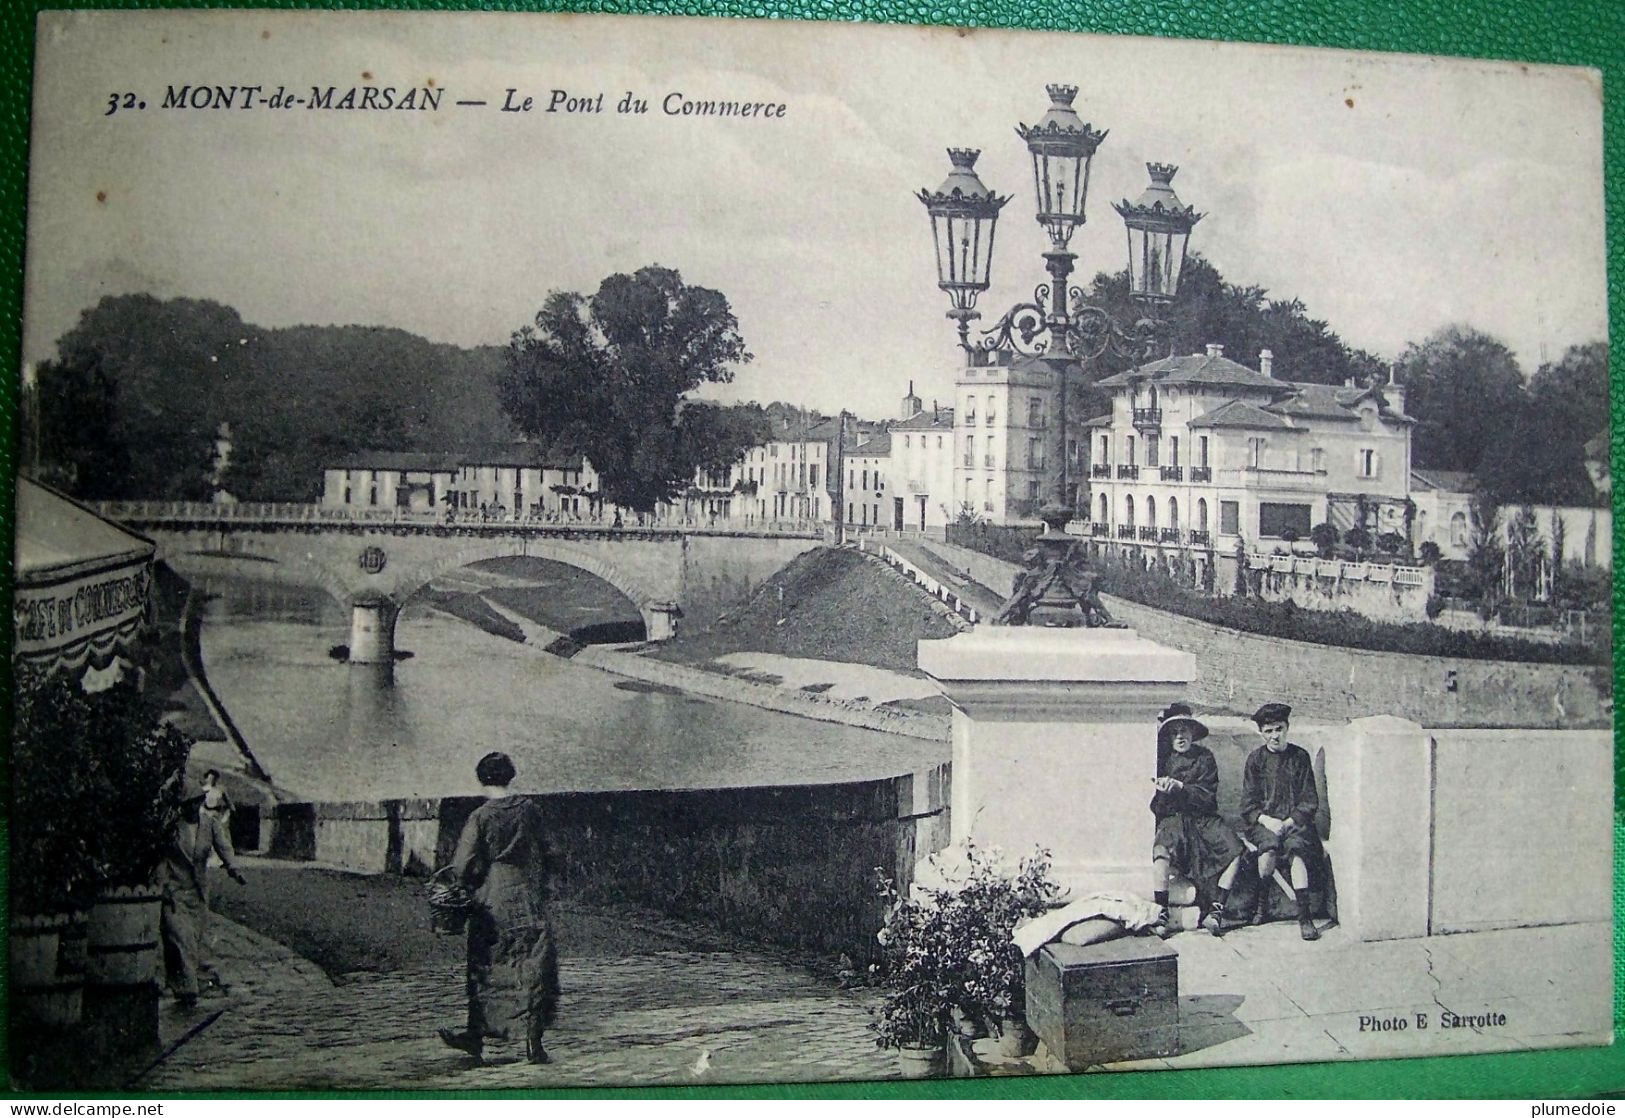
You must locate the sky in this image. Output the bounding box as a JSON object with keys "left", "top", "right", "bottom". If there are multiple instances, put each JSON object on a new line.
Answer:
{"left": 23, "top": 10, "right": 1609, "bottom": 420}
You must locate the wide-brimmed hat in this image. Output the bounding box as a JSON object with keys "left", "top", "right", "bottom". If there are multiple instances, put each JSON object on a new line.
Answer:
{"left": 1157, "top": 702, "right": 1209, "bottom": 742}
{"left": 1250, "top": 702, "right": 1293, "bottom": 727}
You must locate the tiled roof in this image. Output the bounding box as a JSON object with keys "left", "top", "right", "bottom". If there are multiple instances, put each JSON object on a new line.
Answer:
{"left": 326, "top": 450, "right": 462, "bottom": 472}
{"left": 1096, "top": 352, "right": 1283, "bottom": 391}
{"left": 1409, "top": 467, "right": 1477, "bottom": 494}
{"left": 894, "top": 407, "right": 956, "bottom": 431}
{"left": 1187, "top": 400, "right": 1294, "bottom": 430}
{"left": 846, "top": 430, "right": 892, "bottom": 456}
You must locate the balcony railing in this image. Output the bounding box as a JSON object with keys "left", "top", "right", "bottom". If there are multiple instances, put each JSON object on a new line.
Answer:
{"left": 1189, "top": 466, "right": 1211, "bottom": 483}
{"left": 1160, "top": 466, "right": 1183, "bottom": 481}
{"left": 1159, "top": 527, "right": 1182, "bottom": 542}
{"left": 1117, "top": 525, "right": 1137, "bottom": 539}
{"left": 1188, "top": 529, "right": 1212, "bottom": 547}
{"left": 1091, "top": 523, "right": 1110, "bottom": 537}
{"left": 985, "top": 415, "right": 997, "bottom": 426}
{"left": 1091, "top": 464, "right": 1112, "bottom": 479}
{"left": 983, "top": 454, "right": 996, "bottom": 468}
{"left": 1116, "top": 465, "right": 1140, "bottom": 480}
{"left": 1138, "top": 526, "right": 1158, "bottom": 541}
{"left": 962, "top": 457, "right": 974, "bottom": 468}
{"left": 1133, "top": 407, "right": 1162, "bottom": 427}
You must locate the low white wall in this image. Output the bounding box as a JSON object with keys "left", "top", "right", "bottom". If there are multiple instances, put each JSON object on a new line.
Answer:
{"left": 1429, "top": 729, "right": 1614, "bottom": 933}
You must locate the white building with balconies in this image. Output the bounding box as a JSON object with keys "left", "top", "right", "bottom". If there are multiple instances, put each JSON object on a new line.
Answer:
{"left": 1082, "top": 344, "right": 1414, "bottom": 569}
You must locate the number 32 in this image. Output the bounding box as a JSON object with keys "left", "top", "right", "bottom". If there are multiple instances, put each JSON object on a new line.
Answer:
{"left": 105, "top": 92, "right": 140, "bottom": 116}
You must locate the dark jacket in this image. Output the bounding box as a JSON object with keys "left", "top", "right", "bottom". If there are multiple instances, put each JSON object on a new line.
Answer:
{"left": 1239, "top": 743, "right": 1318, "bottom": 830}
{"left": 1150, "top": 743, "right": 1223, "bottom": 819}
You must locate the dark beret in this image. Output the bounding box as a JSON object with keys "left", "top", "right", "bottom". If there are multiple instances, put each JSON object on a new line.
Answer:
{"left": 1251, "top": 703, "right": 1293, "bottom": 727}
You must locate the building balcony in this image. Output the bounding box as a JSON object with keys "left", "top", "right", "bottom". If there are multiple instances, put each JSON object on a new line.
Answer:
{"left": 1091, "top": 523, "right": 1109, "bottom": 537}
{"left": 962, "top": 458, "right": 974, "bottom": 468}
{"left": 1116, "top": 465, "right": 1140, "bottom": 480}
{"left": 1117, "top": 525, "right": 1137, "bottom": 539}
{"left": 1138, "top": 526, "right": 1159, "bottom": 542}
{"left": 1133, "top": 407, "right": 1162, "bottom": 428}
{"left": 1091, "top": 464, "right": 1112, "bottom": 479}
{"left": 985, "top": 415, "right": 997, "bottom": 427}
{"left": 1160, "top": 465, "right": 1183, "bottom": 481}
{"left": 1190, "top": 466, "right": 1212, "bottom": 483}
{"left": 983, "top": 455, "right": 996, "bottom": 468}
{"left": 1239, "top": 466, "right": 1323, "bottom": 491}
{"left": 1159, "top": 527, "right": 1182, "bottom": 542}
{"left": 1188, "top": 529, "right": 1212, "bottom": 547}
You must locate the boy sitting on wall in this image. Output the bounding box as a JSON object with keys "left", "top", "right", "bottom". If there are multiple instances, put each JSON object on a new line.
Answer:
{"left": 1240, "top": 702, "right": 1323, "bottom": 941}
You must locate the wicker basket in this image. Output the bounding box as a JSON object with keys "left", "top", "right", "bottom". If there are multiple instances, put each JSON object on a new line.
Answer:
{"left": 427, "top": 869, "right": 473, "bottom": 936}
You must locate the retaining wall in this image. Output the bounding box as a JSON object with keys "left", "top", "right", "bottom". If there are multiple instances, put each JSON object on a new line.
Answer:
{"left": 264, "top": 767, "right": 950, "bottom": 962}
{"left": 917, "top": 539, "right": 1608, "bottom": 728}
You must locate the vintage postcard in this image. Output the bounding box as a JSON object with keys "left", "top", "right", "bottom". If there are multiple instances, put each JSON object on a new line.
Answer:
{"left": 10, "top": 8, "right": 1612, "bottom": 1092}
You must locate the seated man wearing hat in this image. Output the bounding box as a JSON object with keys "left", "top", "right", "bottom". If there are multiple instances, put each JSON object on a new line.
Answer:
{"left": 1150, "top": 703, "right": 1244, "bottom": 938}
{"left": 1240, "top": 702, "right": 1323, "bottom": 941}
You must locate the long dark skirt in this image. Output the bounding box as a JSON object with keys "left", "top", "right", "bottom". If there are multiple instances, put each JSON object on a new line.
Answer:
{"left": 466, "top": 910, "right": 560, "bottom": 1044}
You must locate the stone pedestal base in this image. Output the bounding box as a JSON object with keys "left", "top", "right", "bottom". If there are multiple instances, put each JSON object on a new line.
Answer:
{"left": 918, "top": 627, "right": 1194, "bottom": 900}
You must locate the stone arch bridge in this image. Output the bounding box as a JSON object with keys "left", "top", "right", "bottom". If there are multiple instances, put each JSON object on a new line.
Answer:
{"left": 100, "top": 503, "right": 825, "bottom": 663}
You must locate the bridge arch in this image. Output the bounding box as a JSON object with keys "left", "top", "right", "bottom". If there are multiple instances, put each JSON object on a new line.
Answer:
{"left": 388, "top": 538, "right": 665, "bottom": 619}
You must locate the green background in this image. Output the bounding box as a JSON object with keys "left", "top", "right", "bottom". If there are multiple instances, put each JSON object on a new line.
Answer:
{"left": 1, "top": 0, "right": 1622, "bottom": 1101}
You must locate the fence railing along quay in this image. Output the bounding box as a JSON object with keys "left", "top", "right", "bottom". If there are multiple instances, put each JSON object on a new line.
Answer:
{"left": 94, "top": 501, "right": 829, "bottom": 539}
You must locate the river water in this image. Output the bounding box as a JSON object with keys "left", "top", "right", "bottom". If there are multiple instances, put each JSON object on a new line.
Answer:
{"left": 196, "top": 577, "right": 947, "bottom": 802}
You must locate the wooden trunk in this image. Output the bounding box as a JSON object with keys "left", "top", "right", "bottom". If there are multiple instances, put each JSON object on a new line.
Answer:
{"left": 1024, "top": 937, "right": 1179, "bottom": 1070}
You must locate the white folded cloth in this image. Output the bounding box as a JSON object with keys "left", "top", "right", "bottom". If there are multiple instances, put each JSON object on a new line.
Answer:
{"left": 1012, "top": 892, "right": 1164, "bottom": 958}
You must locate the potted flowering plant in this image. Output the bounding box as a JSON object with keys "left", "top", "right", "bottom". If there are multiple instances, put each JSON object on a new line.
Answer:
{"left": 870, "top": 842, "right": 1059, "bottom": 1073}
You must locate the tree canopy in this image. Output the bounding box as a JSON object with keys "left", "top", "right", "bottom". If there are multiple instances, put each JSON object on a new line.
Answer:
{"left": 501, "top": 265, "right": 763, "bottom": 511}
{"left": 25, "top": 294, "right": 516, "bottom": 501}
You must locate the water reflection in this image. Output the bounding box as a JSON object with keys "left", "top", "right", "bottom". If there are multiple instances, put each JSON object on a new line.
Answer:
{"left": 195, "top": 575, "right": 946, "bottom": 802}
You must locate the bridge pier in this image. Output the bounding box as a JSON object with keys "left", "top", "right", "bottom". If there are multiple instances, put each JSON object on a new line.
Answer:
{"left": 641, "top": 601, "right": 682, "bottom": 642}
{"left": 348, "top": 600, "right": 400, "bottom": 664}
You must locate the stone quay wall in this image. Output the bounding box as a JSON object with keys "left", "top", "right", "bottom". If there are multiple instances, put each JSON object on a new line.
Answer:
{"left": 264, "top": 767, "right": 950, "bottom": 962}
{"left": 916, "top": 539, "right": 1608, "bottom": 729}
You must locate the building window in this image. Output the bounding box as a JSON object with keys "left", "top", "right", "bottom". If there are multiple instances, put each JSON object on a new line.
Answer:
{"left": 861, "top": 468, "right": 869, "bottom": 490}
{"left": 1259, "top": 502, "right": 1312, "bottom": 538}
{"left": 964, "top": 435, "right": 975, "bottom": 467}
{"left": 1311, "top": 447, "right": 1325, "bottom": 473}
{"left": 809, "top": 465, "right": 819, "bottom": 489}
{"left": 1220, "top": 500, "right": 1240, "bottom": 535}
{"left": 1127, "top": 435, "right": 1136, "bottom": 465}
{"left": 1450, "top": 511, "right": 1468, "bottom": 547}
{"left": 1361, "top": 448, "right": 1378, "bottom": 478}
{"left": 1027, "top": 480, "right": 1040, "bottom": 501}
{"left": 1248, "top": 438, "right": 1265, "bottom": 468}
{"left": 986, "top": 394, "right": 996, "bottom": 426}
{"left": 1197, "top": 498, "right": 1208, "bottom": 530}
{"left": 904, "top": 436, "right": 911, "bottom": 448}
{"left": 984, "top": 478, "right": 993, "bottom": 511}
{"left": 770, "top": 444, "right": 778, "bottom": 458}
{"left": 1147, "top": 435, "right": 1160, "bottom": 468}
{"left": 1099, "top": 435, "right": 1109, "bottom": 463}
{"left": 1147, "top": 496, "right": 1157, "bottom": 528}
{"left": 937, "top": 436, "right": 943, "bottom": 448}
{"left": 1028, "top": 397, "right": 1044, "bottom": 428}
{"left": 1169, "top": 496, "right": 1179, "bottom": 529}
{"left": 1098, "top": 492, "right": 1109, "bottom": 522}
{"left": 1170, "top": 436, "right": 1180, "bottom": 467}
{"left": 1027, "top": 438, "right": 1043, "bottom": 470}
{"left": 1199, "top": 436, "right": 1209, "bottom": 467}
{"left": 965, "top": 397, "right": 976, "bottom": 424}
{"left": 368, "top": 485, "right": 377, "bottom": 506}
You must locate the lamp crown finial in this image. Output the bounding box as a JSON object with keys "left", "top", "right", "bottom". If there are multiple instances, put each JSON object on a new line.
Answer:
{"left": 947, "top": 147, "right": 981, "bottom": 169}
{"left": 1147, "top": 162, "right": 1178, "bottom": 184}
{"left": 1046, "top": 83, "right": 1079, "bottom": 106}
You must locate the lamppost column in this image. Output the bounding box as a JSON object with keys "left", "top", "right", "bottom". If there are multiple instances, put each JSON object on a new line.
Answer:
{"left": 1042, "top": 250, "right": 1075, "bottom": 522}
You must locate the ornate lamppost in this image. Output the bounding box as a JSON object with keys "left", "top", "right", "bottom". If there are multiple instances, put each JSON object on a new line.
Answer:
{"left": 918, "top": 84, "right": 1203, "bottom": 625}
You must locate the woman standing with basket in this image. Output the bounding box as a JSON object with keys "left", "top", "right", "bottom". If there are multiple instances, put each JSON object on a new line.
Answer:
{"left": 435, "top": 752, "right": 560, "bottom": 1065}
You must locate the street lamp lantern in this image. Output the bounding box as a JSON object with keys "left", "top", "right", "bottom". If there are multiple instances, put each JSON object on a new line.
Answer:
{"left": 917, "top": 148, "right": 1011, "bottom": 351}
{"left": 1016, "top": 84, "right": 1107, "bottom": 251}
{"left": 918, "top": 85, "right": 1205, "bottom": 626}
{"left": 1114, "top": 162, "right": 1203, "bottom": 305}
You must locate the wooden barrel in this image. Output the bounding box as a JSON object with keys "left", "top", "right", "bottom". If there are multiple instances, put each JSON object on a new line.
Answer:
{"left": 10, "top": 913, "right": 85, "bottom": 1028}
{"left": 86, "top": 887, "right": 162, "bottom": 989}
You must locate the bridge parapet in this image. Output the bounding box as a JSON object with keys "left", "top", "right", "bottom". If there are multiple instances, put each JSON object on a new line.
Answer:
{"left": 95, "top": 501, "right": 828, "bottom": 542}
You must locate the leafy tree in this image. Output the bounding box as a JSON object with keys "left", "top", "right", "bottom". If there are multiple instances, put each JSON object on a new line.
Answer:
{"left": 1344, "top": 527, "right": 1373, "bottom": 556}
{"left": 1504, "top": 505, "right": 1546, "bottom": 602}
{"left": 1465, "top": 494, "right": 1505, "bottom": 607}
{"left": 1393, "top": 325, "right": 1526, "bottom": 473}
{"left": 502, "top": 266, "right": 754, "bottom": 512}
{"left": 1418, "top": 541, "right": 1443, "bottom": 566}
{"left": 1475, "top": 341, "right": 1608, "bottom": 505}
{"left": 1309, "top": 522, "right": 1339, "bottom": 558}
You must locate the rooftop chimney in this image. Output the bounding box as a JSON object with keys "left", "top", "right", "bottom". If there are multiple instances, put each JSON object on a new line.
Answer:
{"left": 1259, "top": 349, "right": 1274, "bottom": 378}
{"left": 1205, "top": 343, "right": 1224, "bottom": 358}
